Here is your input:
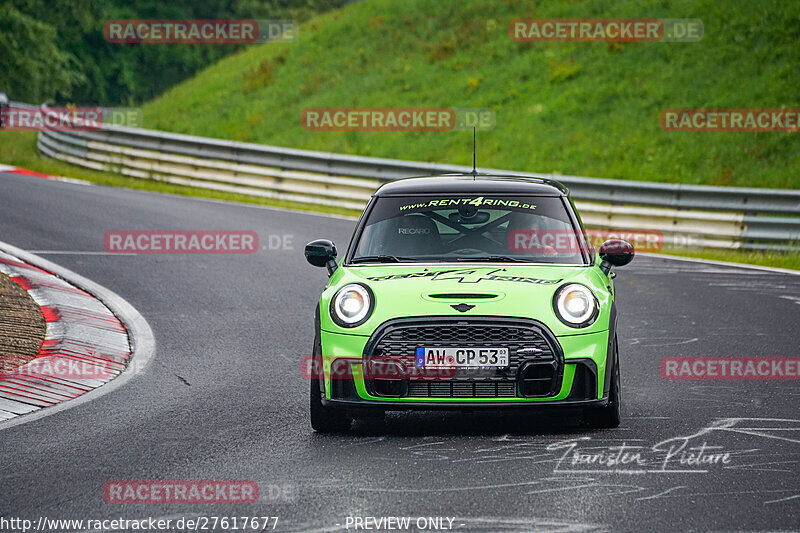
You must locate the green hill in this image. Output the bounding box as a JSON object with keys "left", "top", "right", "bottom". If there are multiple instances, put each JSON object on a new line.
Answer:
{"left": 141, "top": 0, "right": 800, "bottom": 189}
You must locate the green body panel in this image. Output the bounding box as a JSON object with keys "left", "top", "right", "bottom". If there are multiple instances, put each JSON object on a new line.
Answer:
{"left": 318, "top": 259, "right": 614, "bottom": 403}
{"left": 320, "top": 262, "right": 612, "bottom": 337}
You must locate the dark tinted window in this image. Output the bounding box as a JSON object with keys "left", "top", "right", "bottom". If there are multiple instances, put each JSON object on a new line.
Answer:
{"left": 351, "top": 195, "right": 587, "bottom": 264}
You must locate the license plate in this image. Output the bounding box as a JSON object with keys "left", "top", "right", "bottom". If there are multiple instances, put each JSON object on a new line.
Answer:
{"left": 415, "top": 347, "right": 509, "bottom": 368}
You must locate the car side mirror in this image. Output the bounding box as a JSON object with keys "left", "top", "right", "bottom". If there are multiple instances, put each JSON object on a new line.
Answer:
{"left": 599, "top": 239, "right": 634, "bottom": 275}
{"left": 305, "top": 239, "right": 338, "bottom": 276}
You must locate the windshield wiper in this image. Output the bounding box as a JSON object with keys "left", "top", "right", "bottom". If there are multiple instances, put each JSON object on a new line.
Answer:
{"left": 350, "top": 255, "right": 419, "bottom": 263}
{"left": 455, "top": 256, "right": 533, "bottom": 263}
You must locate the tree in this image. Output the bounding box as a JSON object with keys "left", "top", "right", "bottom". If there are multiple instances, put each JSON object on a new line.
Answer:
{"left": 0, "top": 3, "right": 84, "bottom": 103}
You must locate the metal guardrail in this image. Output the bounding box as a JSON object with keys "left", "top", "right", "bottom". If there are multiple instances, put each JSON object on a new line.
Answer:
{"left": 4, "top": 102, "right": 798, "bottom": 250}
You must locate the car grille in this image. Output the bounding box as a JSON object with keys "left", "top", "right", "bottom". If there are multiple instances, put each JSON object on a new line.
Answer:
{"left": 364, "top": 317, "right": 562, "bottom": 399}
{"left": 407, "top": 380, "right": 518, "bottom": 398}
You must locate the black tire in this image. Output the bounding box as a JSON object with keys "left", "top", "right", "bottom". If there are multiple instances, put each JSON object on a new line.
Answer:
{"left": 310, "top": 375, "right": 350, "bottom": 433}
{"left": 584, "top": 336, "right": 621, "bottom": 429}
{"left": 309, "top": 333, "right": 350, "bottom": 433}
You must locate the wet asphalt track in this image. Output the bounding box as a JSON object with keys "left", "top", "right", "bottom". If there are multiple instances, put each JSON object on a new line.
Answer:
{"left": 0, "top": 171, "right": 798, "bottom": 532}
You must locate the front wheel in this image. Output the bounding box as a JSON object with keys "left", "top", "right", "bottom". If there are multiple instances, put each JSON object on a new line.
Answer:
{"left": 309, "top": 332, "right": 351, "bottom": 433}
{"left": 584, "top": 336, "right": 621, "bottom": 429}
{"left": 310, "top": 376, "right": 351, "bottom": 433}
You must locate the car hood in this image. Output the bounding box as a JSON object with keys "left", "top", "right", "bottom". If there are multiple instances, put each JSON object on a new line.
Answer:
{"left": 319, "top": 263, "right": 612, "bottom": 337}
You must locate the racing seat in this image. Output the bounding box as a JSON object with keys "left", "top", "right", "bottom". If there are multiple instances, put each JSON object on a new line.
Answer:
{"left": 384, "top": 215, "right": 442, "bottom": 256}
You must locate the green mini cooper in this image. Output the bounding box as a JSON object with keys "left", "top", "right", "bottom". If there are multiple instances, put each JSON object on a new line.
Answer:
{"left": 304, "top": 174, "right": 633, "bottom": 432}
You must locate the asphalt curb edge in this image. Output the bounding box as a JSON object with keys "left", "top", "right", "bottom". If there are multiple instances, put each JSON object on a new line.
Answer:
{"left": 0, "top": 239, "right": 155, "bottom": 431}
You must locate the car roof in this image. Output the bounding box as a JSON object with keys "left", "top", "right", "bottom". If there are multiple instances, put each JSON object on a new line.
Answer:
{"left": 374, "top": 173, "right": 569, "bottom": 197}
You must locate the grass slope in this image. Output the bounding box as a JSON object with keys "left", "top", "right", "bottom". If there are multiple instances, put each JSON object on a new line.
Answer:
{"left": 141, "top": 0, "right": 800, "bottom": 189}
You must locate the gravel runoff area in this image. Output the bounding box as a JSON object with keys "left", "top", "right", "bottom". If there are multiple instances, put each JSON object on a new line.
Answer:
{"left": 0, "top": 272, "right": 45, "bottom": 373}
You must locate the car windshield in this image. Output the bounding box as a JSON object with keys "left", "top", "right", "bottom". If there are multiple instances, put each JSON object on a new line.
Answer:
{"left": 351, "top": 195, "right": 588, "bottom": 264}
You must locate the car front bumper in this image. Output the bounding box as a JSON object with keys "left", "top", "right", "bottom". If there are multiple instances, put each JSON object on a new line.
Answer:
{"left": 318, "top": 319, "right": 612, "bottom": 407}
{"left": 322, "top": 395, "right": 608, "bottom": 410}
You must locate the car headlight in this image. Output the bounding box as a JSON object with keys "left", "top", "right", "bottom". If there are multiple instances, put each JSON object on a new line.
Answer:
{"left": 330, "top": 283, "right": 374, "bottom": 327}
{"left": 553, "top": 283, "right": 598, "bottom": 328}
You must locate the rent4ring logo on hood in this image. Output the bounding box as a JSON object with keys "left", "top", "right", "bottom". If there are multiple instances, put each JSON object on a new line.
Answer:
{"left": 367, "top": 267, "right": 561, "bottom": 285}
{"left": 399, "top": 197, "right": 537, "bottom": 212}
